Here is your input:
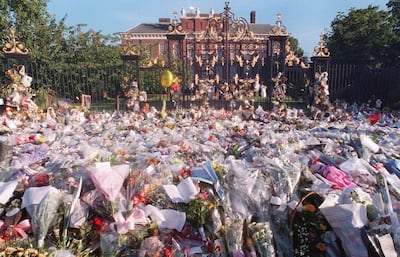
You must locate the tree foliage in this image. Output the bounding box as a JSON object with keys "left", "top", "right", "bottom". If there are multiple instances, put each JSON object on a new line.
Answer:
{"left": 1, "top": 0, "right": 122, "bottom": 65}
{"left": 288, "top": 36, "right": 304, "bottom": 57}
{"left": 326, "top": 5, "right": 398, "bottom": 68}
{"left": 388, "top": 0, "right": 400, "bottom": 34}
{"left": 387, "top": 0, "right": 400, "bottom": 65}
{"left": 1, "top": 0, "right": 179, "bottom": 98}
{"left": 0, "top": 0, "right": 128, "bottom": 102}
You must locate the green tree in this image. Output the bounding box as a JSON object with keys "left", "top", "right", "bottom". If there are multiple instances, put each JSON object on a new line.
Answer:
{"left": 0, "top": 0, "right": 124, "bottom": 104}
{"left": 388, "top": 0, "right": 400, "bottom": 34}
{"left": 326, "top": 5, "right": 395, "bottom": 68}
{"left": 387, "top": 0, "right": 400, "bottom": 66}
{"left": 0, "top": 0, "right": 64, "bottom": 97}
{"left": 1, "top": 0, "right": 121, "bottom": 66}
{"left": 1, "top": 0, "right": 192, "bottom": 100}
{"left": 288, "top": 36, "right": 304, "bottom": 57}
{"left": 0, "top": 0, "right": 64, "bottom": 62}
{"left": 60, "top": 24, "right": 122, "bottom": 67}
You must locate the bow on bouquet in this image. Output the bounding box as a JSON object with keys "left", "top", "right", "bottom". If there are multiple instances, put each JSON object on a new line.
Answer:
{"left": 0, "top": 208, "right": 31, "bottom": 241}
{"left": 110, "top": 207, "right": 147, "bottom": 234}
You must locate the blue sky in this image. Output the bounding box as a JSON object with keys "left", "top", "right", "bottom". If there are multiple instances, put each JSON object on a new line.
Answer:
{"left": 47, "top": 0, "right": 389, "bottom": 57}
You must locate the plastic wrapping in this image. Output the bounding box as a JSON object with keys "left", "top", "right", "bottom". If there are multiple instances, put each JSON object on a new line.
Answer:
{"left": 0, "top": 101, "right": 399, "bottom": 255}
{"left": 22, "top": 186, "right": 63, "bottom": 248}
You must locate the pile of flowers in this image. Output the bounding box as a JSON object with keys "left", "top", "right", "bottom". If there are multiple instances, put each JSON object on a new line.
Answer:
{"left": 0, "top": 97, "right": 399, "bottom": 256}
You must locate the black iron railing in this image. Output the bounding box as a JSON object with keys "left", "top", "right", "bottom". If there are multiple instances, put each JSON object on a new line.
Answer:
{"left": 1, "top": 62, "right": 399, "bottom": 110}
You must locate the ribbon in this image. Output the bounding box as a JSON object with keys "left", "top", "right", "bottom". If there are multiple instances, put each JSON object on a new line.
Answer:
{"left": 10, "top": 219, "right": 31, "bottom": 239}
{"left": 111, "top": 208, "right": 147, "bottom": 234}
{"left": 0, "top": 219, "right": 31, "bottom": 240}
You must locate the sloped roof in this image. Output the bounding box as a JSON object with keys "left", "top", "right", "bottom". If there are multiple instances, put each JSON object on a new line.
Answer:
{"left": 125, "top": 23, "right": 170, "bottom": 34}
{"left": 249, "top": 24, "right": 273, "bottom": 35}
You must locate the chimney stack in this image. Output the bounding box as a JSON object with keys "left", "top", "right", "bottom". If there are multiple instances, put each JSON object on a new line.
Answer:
{"left": 250, "top": 11, "right": 256, "bottom": 23}
{"left": 159, "top": 18, "right": 171, "bottom": 23}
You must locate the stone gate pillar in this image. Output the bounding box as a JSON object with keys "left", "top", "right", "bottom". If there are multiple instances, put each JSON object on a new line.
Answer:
{"left": 311, "top": 34, "right": 331, "bottom": 74}
{"left": 268, "top": 13, "right": 289, "bottom": 80}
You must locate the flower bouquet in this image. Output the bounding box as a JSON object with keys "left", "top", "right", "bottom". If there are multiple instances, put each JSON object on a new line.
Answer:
{"left": 186, "top": 193, "right": 211, "bottom": 241}
{"left": 22, "top": 185, "right": 63, "bottom": 248}
{"left": 224, "top": 211, "right": 245, "bottom": 257}
{"left": 247, "top": 221, "right": 275, "bottom": 257}
{"left": 263, "top": 155, "right": 304, "bottom": 257}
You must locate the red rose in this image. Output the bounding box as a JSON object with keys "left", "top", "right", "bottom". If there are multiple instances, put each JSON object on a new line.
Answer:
{"left": 29, "top": 173, "right": 50, "bottom": 187}
{"left": 163, "top": 247, "right": 172, "bottom": 257}
{"left": 132, "top": 194, "right": 147, "bottom": 206}
{"left": 369, "top": 112, "right": 381, "bottom": 125}
{"left": 180, "top": 168, "right": 191, "bottom": 178}
{"left": 1, "top": 234, "right": 9, "bottom": 241}
{"left": 93, "top": 217, "right": 104, "bottom": 230}
{"left": 28, "top": 135, "right": 36, "bottom": 142}
{"left": 171, "top": 83, "right": 179, "bottom": 92}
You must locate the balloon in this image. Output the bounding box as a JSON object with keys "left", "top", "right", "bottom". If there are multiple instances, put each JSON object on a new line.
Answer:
{"left": 160, "top": 70, "right": 174, "bottom": 88}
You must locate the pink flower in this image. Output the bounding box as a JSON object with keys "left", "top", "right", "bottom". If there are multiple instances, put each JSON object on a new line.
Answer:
{"left": 67, "top": 177, "right": 77, "bottom": 187}
{"left": 198, "top": 192, "right": 208, "bottom": 200}
{"left": 208, "top": 135, "right": 216, "bottom": 142}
